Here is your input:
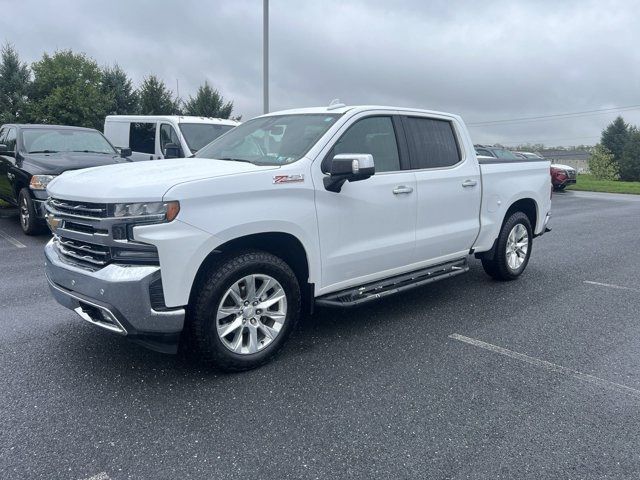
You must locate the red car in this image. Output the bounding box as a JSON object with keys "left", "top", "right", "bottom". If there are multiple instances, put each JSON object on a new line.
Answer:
{"left": 550, "top": 163, "right": 577, "bottom": 191}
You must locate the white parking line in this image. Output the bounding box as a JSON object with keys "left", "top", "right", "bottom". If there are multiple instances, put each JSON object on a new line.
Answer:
{"left": 449, "top": 333, "right": 640, "bottom": 399}
{"left": 0, "top": 230, "right": 26, "bottom": 248}
{"left": 81, "top": 472, "right": 111, "bottom": 480}
{"left": 584, "top": 280, "right": 640, "bottom": 293}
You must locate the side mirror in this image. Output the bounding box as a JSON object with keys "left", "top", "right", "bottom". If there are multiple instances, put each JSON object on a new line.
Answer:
{"left": 163, "top": 143, "right": 182, "bottom": 159}
{"left": 0, "top": 144, "right": 7, "bottom": 153}
{"left": 323, "top": 153, "right": 375, "bottom": 192}
{"left": 119, "top": 147, "right": 132, "bottom": 158}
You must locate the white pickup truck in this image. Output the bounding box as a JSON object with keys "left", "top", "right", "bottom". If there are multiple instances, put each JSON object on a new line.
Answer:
{"left": 44, "top": 105, "right": 552, "bottom": 371}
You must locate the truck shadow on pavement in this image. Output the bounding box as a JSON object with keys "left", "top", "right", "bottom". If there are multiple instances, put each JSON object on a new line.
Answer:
{"left": 46, "top": 264, "right": 504, "bottom": 384}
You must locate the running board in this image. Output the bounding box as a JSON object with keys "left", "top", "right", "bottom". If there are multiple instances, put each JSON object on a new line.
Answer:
{"left": 315, "top": 258, "right": 469, "bottom": 308}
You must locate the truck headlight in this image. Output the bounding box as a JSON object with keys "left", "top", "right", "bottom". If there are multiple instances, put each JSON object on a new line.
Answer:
{"left": 30, "top": 175, "right": 57, "bottom": 190}
{"left": 111, "top": 201, "right": 180, "bottom": 222}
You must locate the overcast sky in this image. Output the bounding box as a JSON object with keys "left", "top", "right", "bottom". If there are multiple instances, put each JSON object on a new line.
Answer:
{"left": 2, "top": 0, "right": 640, "bottom": 146}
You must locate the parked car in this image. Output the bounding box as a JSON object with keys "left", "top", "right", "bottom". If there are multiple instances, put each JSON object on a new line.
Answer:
{"left": 44, "top": 105, "right": 552, "bottom": 371}
{"left": 550, "top": 163, "right": 577, "bottom": 190}
{"left": 0, "top": 124, "right": 131, "bottom": 235}
{"left": 513, "top": 151, "right": 546, "bottom": 161}
{"left": 474, "top": 145, "right": 522, "bottom": 160}
{"left": 104, "top": 115, "right": 240, "bottom": 161}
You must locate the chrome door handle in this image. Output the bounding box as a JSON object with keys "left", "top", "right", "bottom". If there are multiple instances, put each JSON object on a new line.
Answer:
{"left": 462, "top": 179, "right": 478, "bottom": 187}
{"left": 393, "top": 185, "right": 414, "bottom": 194}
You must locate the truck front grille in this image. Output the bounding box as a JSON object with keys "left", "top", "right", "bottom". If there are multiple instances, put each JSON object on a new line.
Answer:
{"left": 54, "top": 236, "right": 110, "bottom": 267}
{"left": 47, "top": 197, "right": 159, "bottom": 271}
{"left": 49, "top": 198, "right": 109, "bottom": 218}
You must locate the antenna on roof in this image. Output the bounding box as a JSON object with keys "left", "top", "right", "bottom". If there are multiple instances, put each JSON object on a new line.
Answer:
{"left": 327, "top": 99, "right": 346, "bottom": 110}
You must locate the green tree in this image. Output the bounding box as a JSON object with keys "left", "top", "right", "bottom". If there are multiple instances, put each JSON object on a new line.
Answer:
{"left": 0, "top": 43, "right": 31, "bottom": 124}
{"left": 29, "top": 50, "right": 110, "bottom": 129}
{"left": 102, "top": 64, "right": 138, "bottom": 114}
{"left": 138, "top": 75, "right": 179, "bottom": 115}
{"left": 183, "top": 81, "right": 234, "bottom": 118}
{"left": 600, "top": 116, "right": 630, "bottom": 164}
{"left": 619, "top": 129, "right": 640, "bottom": 181}
{"left": 588, "top": 144, "right": 619, "bottom": 180}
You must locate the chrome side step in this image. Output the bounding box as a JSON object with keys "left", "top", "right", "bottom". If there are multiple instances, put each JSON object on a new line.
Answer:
{"left": 315, "top": 258, "right": 469, "bottom": 308}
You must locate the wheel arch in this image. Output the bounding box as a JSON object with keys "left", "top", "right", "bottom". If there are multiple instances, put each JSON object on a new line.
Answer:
{"left": 475, "top": 196, "right": 538, "bottom": 261}
{"left": 188, "top": 231, "right": 313, "bottom": 308}
{"left": 504, "top": 197, "right": 538, "bottom": 233}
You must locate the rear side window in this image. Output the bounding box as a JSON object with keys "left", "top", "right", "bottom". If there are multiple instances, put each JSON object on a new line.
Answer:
{"left": 331, "top": 116, "right": 400, "bottom": 173}
{"left": 129, "top": 122, "right": 156, "bottom": 154}
{"left": 403, "top": 117, "right": 460, "bottom": 169}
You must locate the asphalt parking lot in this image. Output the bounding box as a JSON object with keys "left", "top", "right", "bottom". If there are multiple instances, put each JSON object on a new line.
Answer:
{"left": 1, "top": 191, "right": 640, "bottom": 480}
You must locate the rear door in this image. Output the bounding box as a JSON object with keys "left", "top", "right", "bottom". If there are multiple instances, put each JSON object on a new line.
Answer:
{"left": 402, "top": 115, "right": 481, "bottom": 264}
{"left": 314, "top": 114, "right": 417, "bottom": 291}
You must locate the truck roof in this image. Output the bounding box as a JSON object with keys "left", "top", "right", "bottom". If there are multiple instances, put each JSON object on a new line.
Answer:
{"left": 1, "top": 124, "right": 97, "bottom": 131}
{"left": 261, "top": 105, "right": 463, "bottom": 122}
{"left": 104, "top": 115, "right": 240, "bottom": 126}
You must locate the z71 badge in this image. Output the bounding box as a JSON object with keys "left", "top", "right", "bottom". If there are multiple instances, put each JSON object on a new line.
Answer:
{"left": 273, "top": 174, "right": 304, "bottom": 184}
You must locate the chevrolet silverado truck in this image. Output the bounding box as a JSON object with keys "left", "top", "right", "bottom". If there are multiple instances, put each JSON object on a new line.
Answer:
{"left": 44, "top": 105, "right": 552, "bottom": 371}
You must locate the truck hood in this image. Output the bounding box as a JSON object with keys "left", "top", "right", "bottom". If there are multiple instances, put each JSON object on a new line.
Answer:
{"left": 23, "top": 151, "right": 129, "bottom": 175}
{"left": 47, "top": 158, "right": 278, "bottom": 202}
{"left": 551, "top": 163, "right": 575, "bottom": 171}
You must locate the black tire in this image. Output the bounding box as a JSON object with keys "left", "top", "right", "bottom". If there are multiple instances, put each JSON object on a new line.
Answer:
{"left": 554, "top": 185, "right": 566, "bottom": 191}
{"left": 18, "top": 188, "right": 43, "bottom": 235}
{"left": 186, "top": 250, "right": 301, "bottom": 372}
{"left": 481, "top": 211, "right": 533, "bottom": 281}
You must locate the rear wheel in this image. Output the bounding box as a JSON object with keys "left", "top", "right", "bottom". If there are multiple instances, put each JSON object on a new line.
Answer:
{"left": 18, "top": 188, "right": 43, "bottom": 235}
{"left": 187, "top": 250, "right": 301, "bottom": 371}
{"left": 481, "top": 211, "right": 532, "bottom": 281}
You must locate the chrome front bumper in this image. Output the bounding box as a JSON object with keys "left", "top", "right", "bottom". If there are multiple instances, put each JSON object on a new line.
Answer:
{"left": 45, "top": 240, "right": 185, "bottom": 338}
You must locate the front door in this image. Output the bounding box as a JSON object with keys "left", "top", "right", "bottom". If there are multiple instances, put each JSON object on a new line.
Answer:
{"left": 314, "top": 115, "right": 417, "bottom": 292}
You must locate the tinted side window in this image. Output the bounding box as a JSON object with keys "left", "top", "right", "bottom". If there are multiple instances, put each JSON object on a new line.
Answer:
{"left": 404, "top": 117, "right": 460, "bottom": 169}
{"left": 0, "top": 127, "right": 7, "bottom": 146}
{"left": 5, "top": 128, "right": 17, "bottom": 153}
{"left": 160, "top": 123, "right": 181, "bottom": 154}
{"left": 331, "top": 116, "right": 400, "bottom": 172}
{"left": 129, "top": 122, "right": 156, "bottom": 154}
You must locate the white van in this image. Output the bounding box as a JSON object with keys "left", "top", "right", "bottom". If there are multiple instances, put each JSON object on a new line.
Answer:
{"left": 104, "top": 115, "right": 240, "bottom": 160}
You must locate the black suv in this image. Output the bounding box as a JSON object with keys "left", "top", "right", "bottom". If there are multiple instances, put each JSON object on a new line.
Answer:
{"left": 474, "top": 144, "right": 522, "bottom": 160}
{"left": 0, "top": 124, "right": 131, "bottom": 235}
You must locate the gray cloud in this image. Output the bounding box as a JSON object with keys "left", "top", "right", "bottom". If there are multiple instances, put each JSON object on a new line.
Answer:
{"left": 2, "top": 0, "right": 639, "bottom": 146}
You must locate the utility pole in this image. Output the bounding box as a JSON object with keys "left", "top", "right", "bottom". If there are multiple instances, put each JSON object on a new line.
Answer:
{"left": 263, "top": 0, "right": 269, "bottom": 114}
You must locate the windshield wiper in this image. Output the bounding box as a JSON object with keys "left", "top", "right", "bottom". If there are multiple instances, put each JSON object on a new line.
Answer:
{"left": 28, "top": 150, "right": 58, "bottom": 154}
{"left": 71, "top": 150, "right": 112, "bottom": 154}
{"left": 218, "top": 157, "right": 255, "bottom": 164}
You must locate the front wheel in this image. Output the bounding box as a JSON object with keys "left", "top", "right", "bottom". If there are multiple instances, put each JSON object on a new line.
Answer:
{"left": 18, "top": 188, "right": 43, "bottom": 235}
{"left": 481, "top": 211, "right": 533, "bottom": 281}
{"left": 187, "top": 250, "right": 301, "bottom": 371}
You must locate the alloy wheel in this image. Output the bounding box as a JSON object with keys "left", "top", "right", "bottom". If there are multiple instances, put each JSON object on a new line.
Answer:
{"left": 216, "top": 274, "right": 287, "bottom": 355}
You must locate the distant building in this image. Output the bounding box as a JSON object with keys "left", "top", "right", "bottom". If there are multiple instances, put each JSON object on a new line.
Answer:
{"left": 539, "top": 149, "right": 590, "bottom": 173}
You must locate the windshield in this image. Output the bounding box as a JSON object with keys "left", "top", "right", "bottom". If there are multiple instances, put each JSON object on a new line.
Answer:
{"left": 179, "top": 123, "right": 235, "bottom": 152}
{"left": 22, "top": 129, "right": 116, "bottom": 154}
{"left": 195, "top": 114, "right": 340, "bottom": 165}
{"left": 492, "top": 148, "right": 520, "bottom": 160}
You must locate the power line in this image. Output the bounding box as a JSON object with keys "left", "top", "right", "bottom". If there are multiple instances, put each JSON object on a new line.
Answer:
{"left": 467, "top": 103, "right": 640, "bottom": 127}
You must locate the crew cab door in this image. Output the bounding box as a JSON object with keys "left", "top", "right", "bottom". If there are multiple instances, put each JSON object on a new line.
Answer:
{"left": 400, "top": 115, "right": 481, "bottom": 263}
{"left": 314, "top": 114, "right": 417, "bottom": 292}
